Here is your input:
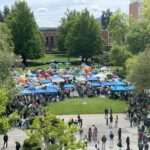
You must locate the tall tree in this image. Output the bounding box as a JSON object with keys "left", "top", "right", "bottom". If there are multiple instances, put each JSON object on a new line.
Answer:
{"left": 142, "top": 0, "right": 150, "bottom": 20}
{"left": 6, "top": 1, "right": 44, "bottom": 64}
{"left": 126, "top": 48, "right": 150, "bottom": 89}
{"left": 101, "top": 9, "right": 113, "bottom": 30}
{"left": 57, "top": 10, "right": 79, "bottom": 51}
{"left": 108, "top": 10, "right": 129, "bottom": 45}
{"left": 3, "top": 6, "right": 10, "bottom": 19}
{"left": 0, "top": 10, "right": 4, "bottom": 22}
{"left": 127, "top": 20, "right": 150, "bottom": 54}
{"left": 64, "top": 9, "right": 103, "bottom": 62}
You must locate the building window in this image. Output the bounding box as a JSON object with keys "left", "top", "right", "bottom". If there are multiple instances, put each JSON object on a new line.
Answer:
{"left": 46, "top": 36, "right": 49, "bottom": 44}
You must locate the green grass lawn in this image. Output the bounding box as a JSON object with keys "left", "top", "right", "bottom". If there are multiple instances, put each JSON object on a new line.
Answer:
{"left": 44, "top": 97, "right": 128, "bottom": 115}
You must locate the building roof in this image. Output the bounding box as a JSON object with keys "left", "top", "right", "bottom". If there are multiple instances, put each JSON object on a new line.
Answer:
{"left": 39, "top": 27, "right": 57, "bottom": 31}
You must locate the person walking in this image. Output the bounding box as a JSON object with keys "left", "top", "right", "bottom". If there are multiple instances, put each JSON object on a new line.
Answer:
{"left": 83, "top": 135, "right": 88, "bottom": 147}
{"left": 138, "top": 142, "right": 144, "bottom": 150}
{"left": 15, "top": 141, "right": 21, "bottom": 150}
{"left": 88, "top": 128, "right": 92, "bottom": 142}
{"left": 126, "top": 136, "right": 130, "bottom": 150}
{"left": 3, "top": 134, "right": 8, "bottom": 148}
{"left": 95, "top": 141, "right": 101, "bottom": 150}
{"left": 117, "top": 139, "right": 123, "bottom": 150}
{"left": 109, "top": 131, "right": 114, "bottom": 148}
{"left": 101, "top": 135, "right": 107, "bottom": 150}
{"left": 104, "top": 108, "right": 108, "bottom": 119}
{"left": 115, "top": 115, "right": 119, "bottom": 127}
{"left": 109, "top": 114, "right": 113, "bottom": 128}
{"left": 118, "top": 128, "right": 122, "bottom": 141}
{"left": 144, "top": 141, "right": 149, "bottom": 150}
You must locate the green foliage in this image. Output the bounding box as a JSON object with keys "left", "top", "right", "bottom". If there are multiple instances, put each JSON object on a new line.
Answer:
{"left": 109, "top": 43, "right": 132, "bottom": 66}
{"left": 23, "top": 138, "right": 41, "bottom": 150}
{"left": 127, "top": 20, "right": 150, "bottom": 54}
{"left": 0, "top": 89, "right": 8, "bottom": 116}
{"left": 57, "top": 9, "right": 80, "bottom": 51}
{"left": 0, "top": 23, "right": 14, "bottom": 52}
{"left": 0, "top": 118, "right": 9, "bottom": 134}
{"left": 26, "top": 115, "right": 85, "bottom": 150}
{"left": 101, "top": 9, "right": 113, "bottom": 30}
{"left": 9, "top": 111, "right": 20, "bottom": 126}
{"left": 108, "top": 10, "right": 129, "bottom": 45}
{"left": 142, "top": 0, "right": 150, "bottom": 20}
{"left": 6, "top": 1, "right": 44, "bottom": 63}
{"left": 126, "top": 48, "right": 150, "bottom": 89}
{"left": 65, "top": 9, "right": 103, "bottom": 60}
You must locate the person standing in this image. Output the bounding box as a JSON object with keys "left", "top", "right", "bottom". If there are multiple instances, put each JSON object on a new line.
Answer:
{"left": 15, "top": 141, "right": 21, "bottom": 150}
{"left": 3, "top": 134, "right": 8, "bottom": 148}
{"left": 83, "top": 135, "right": 88, "bottom": 147}
{"left": 118, "top": 128, "right": 122, "bottom": 141}
{"left": 88, "top": 128, "right": 92, "bottom": 142}
{"left": 117, "top": 139, "right": 123, "bottom": 150}
{"left": 138, "top": 142, "right": 144, "bottom": 150}
{"left": 104, "top": 108, "right": 108, "bottom": 119}
{"left": 115, "top": 115, "right": 119, "bottom": 127}
{"left": 101, "top": 135, "right": 107, "bottom": 150}
{"left": 109, "top": 114, "right": 113, "bottom": 128}
{"left": 126, "top": 136, "right": 130, "bottom": 149}
{"left": 144, "top": 141, "right": 149, "bottom": 150}
{"left": 109, "top": 131, "right": 114, "bottom": 148}
{"left": 95, "top": 141, "right": 101, "bottom": 150}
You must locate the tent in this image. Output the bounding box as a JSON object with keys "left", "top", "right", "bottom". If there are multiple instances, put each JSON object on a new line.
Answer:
{"left": 62, "top": 74, "right": 74, "bottom": 78}
{"left": 33, "top": 89, "right": 45, "bottom": 94}
{"left": 82, "top": 66, "right": 92, "bottom": 72}
{"left": 94, "top": 73, "right": 107, "bottom": 81}
{"left": 40, "top": 79, "right": 51, "bottom": 84}
{"left": 81, "top": 63, "right": 87, "bottom": 67}
{"left": 45, "top": 88, "right": 58, "bottom": 94}
{"left": 76, "top": 76, "right": 87, "bottom": 82}
{"left": 100, "top": 66, "right": 108, "bottom": 71}
{"left": 64, "top": 84, "right": 75, "bottom": 89}
{"left": 91, "top": 82, "right": 101, "bottom": 87}
{"left": 86, "top": 77, "right": 98, "bottom": 81}
{"left": 20, "top": 89, "right": 32, "bottom": 94}
{"left": 125, "top": 86, "right": 134, "bottom": 91}
{"left": 101, "top": 81, "right": 113, "bottom": 86}
{"left": 51, "top": 76, "right": 65, "bottom": 83}
{"left": 111, "top": 81, "right": 125, "bottom": 86}
{"left": 112, "top": 86, "right": 126, "bottom": 91}
{"left": 46, "top": 85, "right": 60, "bottom": 90}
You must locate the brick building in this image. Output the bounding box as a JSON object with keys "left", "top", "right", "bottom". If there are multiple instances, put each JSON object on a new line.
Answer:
{"left": 40, "top": 27, "right": 110, "bottom": 51}
{"left": 129, "top": 0, "right": 143, "bottom": 19}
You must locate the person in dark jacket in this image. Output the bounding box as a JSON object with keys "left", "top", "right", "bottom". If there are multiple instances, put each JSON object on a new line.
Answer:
{"left": 118, "top": 128, "right": 122, "bottom": 141}
{"left": 3, "top": 134, "right": 8, "bottom": 148}
{"left": 126, "top": 136, "right": 130, "bottom": 149}
{"left": 15, "top": 141, "right": 21, "bottom": 150}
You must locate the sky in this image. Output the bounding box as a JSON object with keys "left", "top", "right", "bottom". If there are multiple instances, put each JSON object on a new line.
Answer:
{"left": 0, "top": 0, "right": 130, "bottom": 27}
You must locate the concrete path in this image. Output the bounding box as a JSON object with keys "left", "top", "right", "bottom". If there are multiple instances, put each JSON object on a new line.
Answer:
{"left": 0, "top": 114, "right": 143, "bottom": 150}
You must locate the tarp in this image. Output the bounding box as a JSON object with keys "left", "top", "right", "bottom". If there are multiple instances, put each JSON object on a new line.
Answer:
{"left": 45, "top": 88, "right": 58, "bottom": 93}
{"left": 62, "top": 74, "right": 74, "bottom": 78}
{"left": 101, "top": 81, "right": 113, "bottom": 86}
{"left": 86, "top": 77, "right": 98, "bottom": 81}
{"left": 51, "top": 76, "right": 65, "bottom": 83}
{"left": 91, "top": 82, "right": 101, "bottom": 87}
{"left": 125, "top": 86, "right": 134, "bottom": 91}
{"left": 112, "top": 86, "right": 126, "bottom": 91}
{"left": 111, "top": 81, "right": 125, "bottom": 86}
{"left": 76, "top": 76, "right": 87, "bottom": 82}
{"left": 40, "top": 79, "right": 51, "bottom": 84}
{"left": 46, "top": 85, "right": 60, "bottom": 90}
{"left": 64, "top": 84, "right": 75, "bottom": 89}
{"left": 33, "top": 89, "right": 45, "bottom": 94}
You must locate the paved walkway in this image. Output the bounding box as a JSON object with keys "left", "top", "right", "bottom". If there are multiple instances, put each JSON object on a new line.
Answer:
{"left": 0, "top": 114, "right": 143, "bottom": 150}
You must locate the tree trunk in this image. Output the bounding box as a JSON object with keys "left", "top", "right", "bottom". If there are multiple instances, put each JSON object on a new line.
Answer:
{"left": 22, "top": 57, "right": 27, "bottom": 65}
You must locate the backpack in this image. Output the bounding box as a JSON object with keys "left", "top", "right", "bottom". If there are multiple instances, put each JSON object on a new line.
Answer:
{"left": 110, "top": 133, "right": 114, "bottom": 139}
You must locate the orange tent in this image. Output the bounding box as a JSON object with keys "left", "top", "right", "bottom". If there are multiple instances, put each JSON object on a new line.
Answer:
{"left": 19, "top": 77, "right": 28, "bottom": 83}
{"left": 82, "top": 66, "right": 92, "bottom": 72}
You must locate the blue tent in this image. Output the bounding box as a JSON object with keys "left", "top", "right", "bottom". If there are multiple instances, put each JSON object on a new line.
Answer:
{"left": 91, "top": 82, "right": 101, "bottom": 87}
{"left": 112, "top": 86, "right": 126, "bottom": 91}
{"left": 62, "top": 74, "right": 74, "bottom": 78}
{"left": 91, "top": 71, "right": 98, "bottom": 75}
{"left": 46, "top": 85, "right": 60, "bottom": 90}
{"left": 125, "top": 86, "right": 134, "bottom": 91}
{"left": 111, "top": 81, "right": 125, "bottom": 86}
{"left": 28, "top": 73, "right": 36, "bottom": 77}
{"left": 64, "top": 84, "right": 75, "bottom": 89}
{"left": 27, "top": 86, "right": 36, "bottom": 91}
{"left": 81, "top": 63, "right": 87, "bottom": 67}
{"left": 20, "top": 89, "right": 32, "bottom": 94}
{"left": 101, "top": 81, "right": 113, "bottom": 86}
{"left": 86, "top": 77, "right": 98, "bottom": 81}
{"left": 40, "top": 79, "right": 51, "bottom": 84}
{"left": 45, "top": 88, "right": 58, "bottom": 93}
{"left": 33, "top": 89, "right": 45, "bottom": 94}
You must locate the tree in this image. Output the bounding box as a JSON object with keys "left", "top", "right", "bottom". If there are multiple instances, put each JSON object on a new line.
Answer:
{"left": 101, "top": 9, "right": 113, "bottom": 30}
{"left": 6, "top": 1, "right": 44, "bottom": 64}
{"left": 126, "top": 48, "right": 150, "bottom": 89}
{"left": 25, "top": 115, "right": 85, "bottom": 150}
{"left": 108, "top": 10, "right": 129, "bottom": 45}
{"left": 142, "top": 0, "right": 150, "bottom": 20}
{"left": 0, "top": 10, "right": 4, "bottom": 22}
{"left": 57, "top": 10, "right": 79, "bottom": 51}
{"left": 127, "top": 20, "right": 150, "bottom": 54}
{"left": 109, "top": 43, "right": 132, "bottom": 66}
{"left": 64, "top": 9, "right": 103, "bottom": 62}
{"left": 3, "top": 6, "right": 10, "bottom": 19}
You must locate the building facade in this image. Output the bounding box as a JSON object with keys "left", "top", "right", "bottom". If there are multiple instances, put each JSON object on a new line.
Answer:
{"left": 40, "top": 27, "right": 110, "bottom": 51}
{"left": 129, "top": 0, "right": 143, "bottom": 19}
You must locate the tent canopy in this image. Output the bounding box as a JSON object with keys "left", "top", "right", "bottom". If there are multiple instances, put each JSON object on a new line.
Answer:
{"left": 64, "top": 84, "right": 75, "bottom": 89}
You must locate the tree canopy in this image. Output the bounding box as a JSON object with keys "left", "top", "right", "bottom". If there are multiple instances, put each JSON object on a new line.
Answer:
{"left": 57, "top": 9, "right": 103, "bottom": 61}
{"left": 108, "top": 10, "right": 129, "bottom": 45}
{"left": 101, "top": 9, "right": 113, "bottom": 30}
{"left": 6, "top": 1, "right": 44, "bottom": 64}
{"left": 126, "top": 48, "right": 150, "bottom": 89}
